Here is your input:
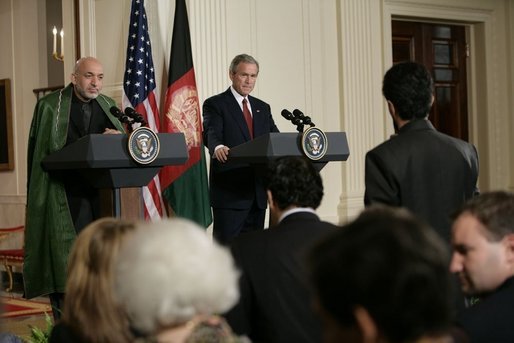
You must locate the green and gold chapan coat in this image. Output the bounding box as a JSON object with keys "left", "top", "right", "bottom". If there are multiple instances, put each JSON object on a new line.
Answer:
{"left": 24, "top": 83, "right": 125, "bottom": 299}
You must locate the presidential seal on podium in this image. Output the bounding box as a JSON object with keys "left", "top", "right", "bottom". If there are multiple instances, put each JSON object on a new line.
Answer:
{"left": 128, "top": 126, "right": 160, "bottom": 164}
{"left": 301, "top": 127, "right": 328, "bottom": 161}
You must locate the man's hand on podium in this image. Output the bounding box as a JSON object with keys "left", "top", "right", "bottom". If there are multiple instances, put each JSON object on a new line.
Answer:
{"left": 214, "top": 145, "right": 230, "bottom": 163}
{"left": 103, "top": 128, "right": 122, "bottom": 135}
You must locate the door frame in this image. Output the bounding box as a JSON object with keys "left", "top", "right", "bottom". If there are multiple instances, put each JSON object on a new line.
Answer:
{"left": 382, "top": 1, "right": 511, "bottom": 191}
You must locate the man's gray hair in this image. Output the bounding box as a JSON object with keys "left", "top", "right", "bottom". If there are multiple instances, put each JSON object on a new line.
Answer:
{"left": 229, "top": 54, "right": 259, "bottom": 74}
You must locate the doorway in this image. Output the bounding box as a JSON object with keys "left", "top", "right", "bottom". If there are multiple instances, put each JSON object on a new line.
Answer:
{"left": 392, "top": 20, "right": 469, "bottom": 141}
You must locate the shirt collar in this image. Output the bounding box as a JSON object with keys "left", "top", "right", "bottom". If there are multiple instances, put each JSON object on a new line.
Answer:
{"left": 278, "top": 207, "right": 317, "bottom": 224}
{"left": 230, "top": 86, "right": 246, "bottom": 104}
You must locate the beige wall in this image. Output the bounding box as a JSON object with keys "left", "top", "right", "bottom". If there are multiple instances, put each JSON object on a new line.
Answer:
{"left": 1, "top": 0, "right": 513, "bottom": 227}
{"left": 508, "top": 0, "right": 514, "bottom": 191}
{"left": 0, "top": 0, "right": 41, "bottom": 227}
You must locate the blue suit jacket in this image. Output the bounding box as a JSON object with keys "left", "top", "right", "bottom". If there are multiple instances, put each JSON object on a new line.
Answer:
{"left": 203, "top": 88, "right": 279, "bottom": 209}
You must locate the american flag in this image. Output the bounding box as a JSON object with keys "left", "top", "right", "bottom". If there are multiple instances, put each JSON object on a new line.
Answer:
{"left": 122, "top": 0, "right": 165, "bottom": 220}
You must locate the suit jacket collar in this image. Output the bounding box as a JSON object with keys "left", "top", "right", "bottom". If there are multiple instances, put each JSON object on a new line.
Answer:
{"left": 399, "top": 119, "right": 435, "bottom": 134}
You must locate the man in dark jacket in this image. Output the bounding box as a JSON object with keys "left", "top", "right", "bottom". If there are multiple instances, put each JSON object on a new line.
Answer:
{"left": 224, "top": 156, "right": 336, "bottom": 343}
{"left": 450, "top": 191, "right": 514, "bottom": 342}
{"left": 202, "top": 54, "right": 279, "bottom": 244}
{"left": 365, "top": 61, "right": 479, "bottom": 244}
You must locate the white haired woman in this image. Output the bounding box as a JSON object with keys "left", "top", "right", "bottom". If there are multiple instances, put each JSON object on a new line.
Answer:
{"left": 114, "top": 218, "right": 248, "bottom": 343}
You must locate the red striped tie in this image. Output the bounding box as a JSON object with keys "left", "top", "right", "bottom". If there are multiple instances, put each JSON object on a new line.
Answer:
{"left": 242, "top": 98, "right": 253, "bottom": 139}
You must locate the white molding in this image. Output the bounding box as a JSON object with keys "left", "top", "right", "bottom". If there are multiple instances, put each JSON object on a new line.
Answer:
{"left": 189, "top": 0, "right": 229, "bottom": 103}
{"left": 337, "top": 0, "right": 384, "bottom": 220}
{"left": 385, "top": 1, "right": 493, "bottom": 22}
{"left": 85, "top": 0, "right": 96, "bottom": 57}
{"left": 62, "top": 0, "right": 76, "bottom": 77}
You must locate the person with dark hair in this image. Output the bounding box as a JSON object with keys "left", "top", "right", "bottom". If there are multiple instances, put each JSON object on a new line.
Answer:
{"left": 364, "top": 61, "right": 479, "bottom": 244}
{"left": 203, "top": 53, "right": 279, "bottom": 244}
{"left": 450, "top": 191, "right": 514, "bottom": 342}
{"left": 224, "top": 156, "right": 337, "bottom": 343}
{"left": 309, "top": 206, "right": 455, "bottom": 343}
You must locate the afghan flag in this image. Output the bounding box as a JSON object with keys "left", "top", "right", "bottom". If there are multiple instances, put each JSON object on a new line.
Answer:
{"left": 159, "top": 0, "right": 212, "bottom": 228}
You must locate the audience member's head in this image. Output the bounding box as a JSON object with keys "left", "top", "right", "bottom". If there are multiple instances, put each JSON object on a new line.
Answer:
{"left": 61, "top": 217, "right": 136, "bottom": 342}
{"left": 114, "top": 218, "right": 240, "bottom": 342}
{"left": 382, "top": 61, "right": 434, "bottom": 121}
{"left": 266, "top": 156, "right": 323, "bottom": 225}
{"left": 450, "top": 191, "right": 514, "bottom": 297}
{"left": 308, "top": 206, "right": 453, "bottom": 343}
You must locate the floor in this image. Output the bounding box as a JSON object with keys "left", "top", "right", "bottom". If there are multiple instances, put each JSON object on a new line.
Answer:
{"left": 1, "top": 274, "right": 53, "bottom": 340}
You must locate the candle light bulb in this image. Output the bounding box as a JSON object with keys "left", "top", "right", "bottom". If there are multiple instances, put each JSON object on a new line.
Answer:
{"left": 52, "top": 26, "right": 57, "bottom": 55}
{"left": 60, "top": 29, "right": 64, "bottom": 58}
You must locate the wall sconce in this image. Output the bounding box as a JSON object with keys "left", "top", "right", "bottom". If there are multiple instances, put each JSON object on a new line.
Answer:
{"left": 52, "top": 26, "right": 64, "bottom": 61}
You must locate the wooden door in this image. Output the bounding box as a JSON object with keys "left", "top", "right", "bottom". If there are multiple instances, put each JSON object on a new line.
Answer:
{"left": 392, "top": 20, "right": 469, "bottom": 141}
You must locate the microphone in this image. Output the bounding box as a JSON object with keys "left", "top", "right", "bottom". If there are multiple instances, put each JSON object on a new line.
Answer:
{"left": 281, "top": 109, "right": 294, "bottom": 121}
{"left": 293, "top": 109, "right": 315, "bottom": 127}
{"left": 292, "top": 109, "right": 303, "bottom": 117}
{"left": 292, "top": 109, "right": 305, "bottom": 120}
{"left": 110, "top": 106, "right": 131, "bottom": 124}
{"left": 303, "top": 116, "right": 315, "bottom": 127}
{"left": 124, "top": 107, "right": 147, "bottom": 126}
{"left": 291, "top": 109, "right": 305, "bottom": 129}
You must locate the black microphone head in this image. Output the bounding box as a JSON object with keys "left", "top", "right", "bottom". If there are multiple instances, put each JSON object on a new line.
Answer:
{"left": 281, "top": 109, "right": 293, "bottom": 120}
{"left": 291, "top": 117, "right": 302, "bottom": 125}
{"left": 124, "top": 107, "right": 143, "bottom": 123}
{"left": 303, "top": 116, "right": 312, "bottom": 124}
{"left": 110, "top": 106, "right": 123, "bottom": 118}
{"left": 292, "top": 109, "right": 305, "bottom": 118}
{"left": 124, "top": 107, "right": 136, "bottom": 116}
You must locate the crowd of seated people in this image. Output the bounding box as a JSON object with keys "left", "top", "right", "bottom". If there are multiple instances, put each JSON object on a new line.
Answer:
{"left": 48, "top": 195, "right": 514, "bottom": 343}
{"left": 41, "top": 147, "right": 514, "bottom": 343}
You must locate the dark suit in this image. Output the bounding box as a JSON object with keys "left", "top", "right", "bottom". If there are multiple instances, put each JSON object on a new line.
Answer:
{"left": 224, "top": 211, "right": 336, "bottom": 343}
{"left": 203, "top": 88, "right": 279, "bottom": 242}
{"left": 456, "top": 277, "right": 514, "bottom": 343}
{"left": 364, "top": 119, "right": 479, "bottom": 243}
